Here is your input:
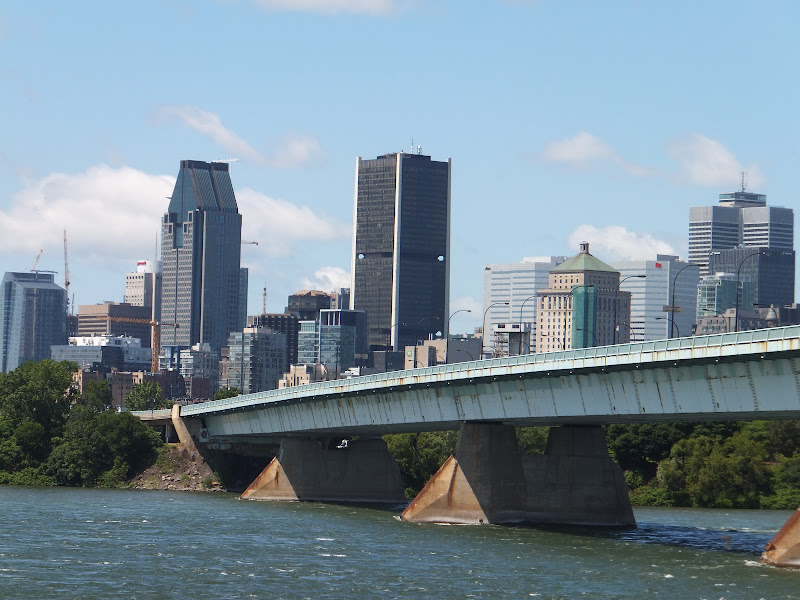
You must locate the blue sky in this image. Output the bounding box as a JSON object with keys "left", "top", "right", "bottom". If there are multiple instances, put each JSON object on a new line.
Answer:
{"left": 2, "top": 0, "right": 798, "bottom": 333}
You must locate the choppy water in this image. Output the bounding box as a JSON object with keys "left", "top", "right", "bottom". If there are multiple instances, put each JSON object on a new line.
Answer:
{"left": 0, "top": 486, "right": 798, "bottom": 599}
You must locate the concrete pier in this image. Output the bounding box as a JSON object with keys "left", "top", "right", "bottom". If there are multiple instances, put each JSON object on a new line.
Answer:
{"left": 241, "top": 437, "right": 406, "bottom": 503}
{"left": 762, "top": 507, "right": 800, "bottom": 567}
{"left": 401, "top": 424, "right": 634, "bottom": 527}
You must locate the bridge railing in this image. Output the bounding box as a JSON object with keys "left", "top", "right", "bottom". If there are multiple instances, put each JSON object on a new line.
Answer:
{"left": 181, "top": 325, "right": 800, "bottom": 416}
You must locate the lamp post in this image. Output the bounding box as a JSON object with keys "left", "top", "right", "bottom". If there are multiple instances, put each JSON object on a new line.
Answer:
{"left": 519, "top": 295, "right": 537, "bottom": 355}
{"left": 615, "top": 322, "right": 637, "bottom": 343}
{"left": 483, "top": 302, "right": 509, "bottom": 358}
{"left": 655, "top": 316, "right": 680, "bottom": 337}
{"left": 734, "top": 251, "right": 766, "bottom": 332}
{"left": 446, "top": 309, "right": 471, "bottom": 364}
{"left": 664, "top": 263, "right": 693, "bottom": 339}
{"left": 614, "top": 275, "right": 645, "bottom": 344}
{"left": 575, "top": 327, "right": 597, "bottom": 346}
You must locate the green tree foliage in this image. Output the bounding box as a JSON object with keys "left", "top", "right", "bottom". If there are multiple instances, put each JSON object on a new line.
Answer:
{"left": 79, "top": 379, "right": 113, "bottom": 413}
{"left": 213, "top": 387, "right": 241, "bottom": 401}
{"left": 516, "top": 427, "right": 549, "bottom": 455}
{"left": 384, "top": 431, "right": 458, "bottom": 497}
{"left": 125, "top": 381, "right": 170, "bottom": 411}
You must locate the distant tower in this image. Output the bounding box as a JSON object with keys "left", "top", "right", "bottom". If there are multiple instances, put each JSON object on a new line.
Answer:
{"left": 125, "top": 259, "right": 162, "bottom": 322}
{"left": 160, "top": 160, "right": 242, "bottom": 353}
{"left": 351, "top": 151, "right": 451, "bottom": 352}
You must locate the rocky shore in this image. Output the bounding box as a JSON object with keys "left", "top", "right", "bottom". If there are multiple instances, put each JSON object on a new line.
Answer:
{"left": 130, "top": 444, "right": 227, "bottom": 493}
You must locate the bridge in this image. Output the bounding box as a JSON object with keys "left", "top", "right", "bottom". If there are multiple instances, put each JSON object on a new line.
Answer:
{"left": 145, "top": 325, "right": 800, "bottom": 567}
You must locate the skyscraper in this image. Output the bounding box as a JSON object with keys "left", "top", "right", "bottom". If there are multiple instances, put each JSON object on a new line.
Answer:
{"left": 0, "top": 271, "right": 67, "bottom": 372}
{"left": 124, "top": 259, "right": 162, "bottom": 322}
{"left": 689, "top": 188, "right": 794, "bottom": 277}
{"left": 351, "top": 151, "right": 451, "bottom": 352}
{"left": 160, "top": 160, "right": 242, "bottom": 353}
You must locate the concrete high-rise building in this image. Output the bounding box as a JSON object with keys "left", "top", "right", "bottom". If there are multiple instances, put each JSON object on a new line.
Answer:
{"left": 0, "top": 272, "right": 67, "bottom": 372}
{"left": 160, "top": 160, "right": 242, "bottom": 353}
{"left": 689, "top": 188, "right": 794, "bottom": 277}
{"left": 483, "top": 256, "right": 566, "bottom": 356}
{"left": 124, "top": 260, "right": 162, "bottom": 322}
{"left": 535, "top": 243, "right": 630, "bottom": 352}
{"left": 612, "top": 255, "right": 699, "bottom": 340}
{"left": 77, "top": 302, "right": 152, "bottom": 348}
{"left": 351, "top": 151, "right": 451, "bottom": 353}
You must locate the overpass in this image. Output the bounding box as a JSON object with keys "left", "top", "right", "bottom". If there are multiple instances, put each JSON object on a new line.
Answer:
{"left": 148, "top": 326, "right": 800, "bottom": 566}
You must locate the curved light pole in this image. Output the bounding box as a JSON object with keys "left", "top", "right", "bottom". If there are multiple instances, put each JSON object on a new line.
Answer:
{"left": 666, "top": 263, "right": 693, "bottom": 339}
{"left": 655, "top": 316, "right": 680, "bottom": 337}
{"left": 614, "top": 275, "right": 645, "bottom": 344}
{"left": 448, "top": 309, "right": 471, "bottom": 335}
{"left": 615, "top": 321, "right": 637, "bottom": 343}
{"left": 734, "top": 251, "right": 766, "bottom": 332}
{"left": 574, "top": 327, "right": 597, "bottom": 346}
{"left": 519, "top": 295, "right": 537, "bottom": 355}
{"left": 483, "top": 302, "right": 509, "bottom": 358}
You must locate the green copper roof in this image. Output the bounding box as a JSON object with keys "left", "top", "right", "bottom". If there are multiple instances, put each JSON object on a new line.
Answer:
{"left": 552, "top": 242, "right": 618, "bottom": 273}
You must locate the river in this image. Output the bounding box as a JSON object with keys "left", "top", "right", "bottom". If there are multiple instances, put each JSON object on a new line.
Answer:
{"left": 0, "top": 485, "right": 798, "bottom": 599}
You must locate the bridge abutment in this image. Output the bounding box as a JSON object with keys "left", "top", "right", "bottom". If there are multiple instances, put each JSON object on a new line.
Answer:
{"left": 762, "top": 507, "right": 800, "bottom": 567}
{"left": 401, "top": 424, "right": 635, "bottom": 527}
{"left": 240, "top": 437, "right": 406, "bottom": 503}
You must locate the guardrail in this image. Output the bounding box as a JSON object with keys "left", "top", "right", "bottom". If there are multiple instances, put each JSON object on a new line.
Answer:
{"left": 181, "top": 325, "right": 800, "bottom": 417}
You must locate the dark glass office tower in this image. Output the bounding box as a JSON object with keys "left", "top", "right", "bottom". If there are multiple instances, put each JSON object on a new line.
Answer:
{"left": 161, "top": 160, "right": 242, "bottom": 353}
{"left": 351, "top": 152, "right": 451, "bottom": 352}
{"left": 708, "top": 246, "right": 795, "bottom": 307}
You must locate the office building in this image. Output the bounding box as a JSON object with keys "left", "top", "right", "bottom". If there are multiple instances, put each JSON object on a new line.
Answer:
{"left": 124, "top": 260, "right": 162, "bottom": 322}
{"left": 351, "top": 151, "right": 451, "bottom": 353}
{"left": 483, "top": 256, "right": 566, "bottom": 356}
{"left": 535, "top": 243, "right": 630, "bottom": 351}
{"left": 612, "top": 255, "right": 699, "bottom": 340}
{"left": 296, "top": 309, "right": 367, "bottom": 374}
{"left": 220, "top": 327, "right": 287, "bottom": 394}
{"left": 0, "top": 272, "right": 67, "bottom": 373}
{"left": 77, "top": 302, "right": 152, "bottom": 348}
{"left": 179, "top": 343, "right": 220, "bottom": 399}
{"left": 50, "top": 334, "right": 151, "bottom": 372}
{"left": 708, "top": 247, "right": 795, "bottom": 308}
{"left": 247, "top": 313, "right": 300, "bottom": 368}
{"left": 161, "top": 159, "right": 243, "bottom": 354}
{"left": 696, "top": 273, "right": 755, "bottom": 321}
{"left": 689, "top": 188, "right": 794, "bottom": 277}
{"left": 286, "top": 290, "right": 331, "bottom": 321}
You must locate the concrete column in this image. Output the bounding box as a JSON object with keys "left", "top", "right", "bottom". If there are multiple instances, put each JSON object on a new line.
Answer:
{"left": 763, "top": 507, "right": 800, "bottom": 567}
{"left": 401, "top": 424, "right": 635, "bottom": 527}
{"left": 241, "top": 437, "right": 406, "bottom": 503}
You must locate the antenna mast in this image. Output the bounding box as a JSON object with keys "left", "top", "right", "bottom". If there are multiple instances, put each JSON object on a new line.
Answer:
{"left": 63, "top": 230, "right": 71, "bottom": 315}
{"left": 262, "top": 283, "right": 267, "bottom": 316}
{"left": 741, "top": 171, "right": 747, "bottom": 192}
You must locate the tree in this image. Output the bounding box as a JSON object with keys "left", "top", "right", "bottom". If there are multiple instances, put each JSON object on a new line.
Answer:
{"left": 79, "top": 379, "right": 113, "bottom": 413}
{"left": 384, "top": 431, "right": 459, "bottom": 497}
{"left": 213, "top": 387, "right": 241, "bottom": 401}
{"left": 125, "top": 381, "right": 170, "bottom": 411}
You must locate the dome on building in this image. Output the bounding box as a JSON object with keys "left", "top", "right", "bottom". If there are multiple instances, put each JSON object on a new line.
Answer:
{"left": 551, "top": 242, "right": 618, "bottom": 274}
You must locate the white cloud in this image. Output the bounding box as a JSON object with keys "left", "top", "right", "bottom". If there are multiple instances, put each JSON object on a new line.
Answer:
{"left": 253, "top": 0, "right": 397, "bottom": 15}
{"left": 540, "top": 131, "right": 657, "bottom": 177}
{"left": 154, "top": 105, "right": 325, "bottom": 169}
{"left": 0, "top": 165, "right": 173, "bottom": 261}
{"left": 300, "top": 266, "right": 351, "bottom": 293}
{"left": 567, "top": 225, "right": 677, "bottom": 262}
{"left": 666, "top": 132, "right": 765, "bottom": 189}
{"left": 237, "top": 188, "right": 351, "bottom": 258}
{"left": 449, "top": 295, "right": 482, "bottom": 333}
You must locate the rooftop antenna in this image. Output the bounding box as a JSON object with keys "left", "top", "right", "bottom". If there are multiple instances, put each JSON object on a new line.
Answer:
{"left": 262, "top": 283, "right": 267, "bottom": 317}
{"left": 741, "top": 171, "right": 747, "bottom": 192}
{"left": 417, "top": 145, "right": 422, "bottom": 155}
{"left": 213, "top": 157, "right": 240, "bottom": 173}
{"left": 410, "top": 138, "right": 414, "bottom": 154}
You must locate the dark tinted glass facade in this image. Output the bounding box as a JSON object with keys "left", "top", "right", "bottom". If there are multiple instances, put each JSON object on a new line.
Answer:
{"left": 352, "top": 153, "right": 450, "bottom": 352}
{"left": 161, "top": 160, "right": 242, "bottom": 353}
{"left": 708, "top": 247, "right": 795, "bottom": 308}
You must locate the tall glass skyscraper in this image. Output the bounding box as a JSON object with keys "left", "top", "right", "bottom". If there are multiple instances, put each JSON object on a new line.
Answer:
{"left": 0, "top": 271, "right": 67, "bottom": 372}
{"left": 350, "top": 151, "right": 451, "bottom": 352}
{"left": 160, "top": 160, "right": 243, "bottom": 353}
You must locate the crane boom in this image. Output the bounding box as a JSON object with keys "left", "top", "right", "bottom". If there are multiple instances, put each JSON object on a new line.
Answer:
{"left": 31, "top": 250, "right": 43, "bottom": 271}
{"left": 95, "top": 315, "right": 178, "bottom": 374}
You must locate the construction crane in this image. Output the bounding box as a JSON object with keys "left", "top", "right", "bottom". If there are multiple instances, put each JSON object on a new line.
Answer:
{"left": 63, "top": 231, "right": 71, "bottom": 316}
{"left": 30, "top": 250, "right": 43, "bottom": 271}
{"left": 96, "top": 315, "right": 178, "bottom": 374}
{"left": 242, "top": 240, "right": 259, "bottom": 245}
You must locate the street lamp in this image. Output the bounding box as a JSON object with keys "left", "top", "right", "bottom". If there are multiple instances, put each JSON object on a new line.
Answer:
{"left": 615, "top": 322, "right": 637, "bottom": 343}
{"left": 574, "top": 327, "right": 597, "bottom": 346}
{"left": 655, "top": 316, "right": 680, "bottom": 337}
{"left": 734, "top": 251, "right": 767, "bottom": 332}
{"left": 614, "top": 275, "right": 645, "bottom": 344}
{"left": 448, "top": 309, "right": 471, "bottom": 334}
{"left": 519, "top": 295, "right": 537, "bottom": 355}
{"left": 665, "top": 263, "right": 693, "bottom": 339}
{"left": 483, "top": 302, "right": 509, "bottom": 358}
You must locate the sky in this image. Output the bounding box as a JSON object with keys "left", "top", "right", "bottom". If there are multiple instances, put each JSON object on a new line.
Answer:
{"left": 2, "top": 0, "right": 798, "bottom": 334}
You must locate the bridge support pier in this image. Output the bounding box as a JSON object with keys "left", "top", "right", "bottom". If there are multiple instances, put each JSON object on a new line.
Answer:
{"left": 240, "top": 436, "right": 406, "bottom": 503}
{"left": 762, "top": 507, "right": 800, "bottom": 567}
{"left": 401, "top": 423, "right": 634, "bottom": 527}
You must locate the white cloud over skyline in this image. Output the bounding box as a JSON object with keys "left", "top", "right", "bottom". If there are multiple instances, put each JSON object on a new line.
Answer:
{"left": 300, "top": 266, "right": 351, "bottom": 293}
{"left": 567, "top": 224, "right": 677, "bottom": 262}
{"left": 154, "top": 105, "right": 326, "bottom": 169}
{"left": 540, "top": 131, "right": 764, "bottom": 189}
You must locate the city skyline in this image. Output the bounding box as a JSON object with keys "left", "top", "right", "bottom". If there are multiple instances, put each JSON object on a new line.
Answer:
{"left": 2, "top": 2, "right": 799, "bottom": 334}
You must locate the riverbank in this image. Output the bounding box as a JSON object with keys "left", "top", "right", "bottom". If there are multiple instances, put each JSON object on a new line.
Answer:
{"left": 129, "top": 443, "right": 226, "bottom": 493}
